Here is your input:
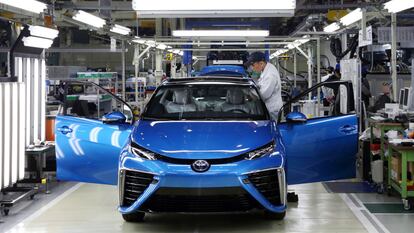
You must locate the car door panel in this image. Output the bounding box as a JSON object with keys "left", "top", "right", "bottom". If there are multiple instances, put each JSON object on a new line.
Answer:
{"left": 56, "top": 115, "right": 132, "bottom": 185}
{"left": 278, "top": 114, "right": 357, "bottom": 185}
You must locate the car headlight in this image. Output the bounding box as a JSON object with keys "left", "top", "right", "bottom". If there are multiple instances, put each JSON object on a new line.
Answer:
{"left": 245, "top": 142, "right": 275, "bottom": 160}
{"left": 129, "top": 141, "right": 157, "bottom": 160}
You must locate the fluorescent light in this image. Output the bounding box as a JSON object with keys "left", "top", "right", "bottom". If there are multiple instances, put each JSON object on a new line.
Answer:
{"left": 132, "top": 0, "right": 296, "bottom": 17}
{"left": 285, "top": 39, "right": 310, "bottom": 50}
{"left": 4, "top": 83, "right": 10, "bottom": 186}
{"left": 156, "top": 44, "right": 171, "bottom": 50}
{"left": 33, "top": 59, "right": 39, "bottom": 142}
{"left": 18, "top": 83, "right": 25, "bottom": 179}
{"left": 324, "top": 22, "right": 341, "bottom": 32}
{"left": 22, "top": 36, "right": 53, "bottom": 49}
{"left": 384, "top": 0, "right": 414, "bottom": 13}
{"left": 340, "top": 8, "right": 362, "bottom": 26}
{"left": 11, "top": 83, "right": 18, "bottom": 183}
{"left": 41, "top": 59, "right": 46, "bottom": 142}
{"left": 0, "top": 0, "right": 47, "bottom": 14}
{"left": 173, "top": 30, "right": 269, "bottom": 38}
{"left": 73, "top": 10, "right": 106, "bottom": 29}
{"left": 0, "top": 84, "right": 3, "bottom": 189}
{"left": 110, "top": 24, "right": 131, "bottom": 35}
{"left": 132, "top": 38, "right": 146, "bottom": 44}
{"left": 26, "top": 58, "right": 31, "bottom": 146}
{"left": 29, "top": 25, "right": 59, "bottom": 39}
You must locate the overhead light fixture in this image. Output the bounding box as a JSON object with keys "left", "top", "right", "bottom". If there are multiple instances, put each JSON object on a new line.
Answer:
{"left": 340, "top": 8, "right": 362, "bottom": 26}
{"left": 132, "top": 0, "right": 296, "bottom": 18}
{"left": 285, "top": 39, "right": 310, "bottom": 50}
{"left": 172, "top": 30, "right": 270, "bottom": 38}
{"left": 110, "top": 24, "right": 131, "bottom": 35}
{"left": 73, "top": 10, "right": 106, "bottom": 29}
{"left": 22, "top": 36, "right": 54, "bottom": 49}
{"left": 29, "top": 25, "right": 59, "bottom": 39}
{"left": 324, "top": 22, "right": 341, "bottom": 32}
{"left": 384, "top": 0, "right": 414, "bottom": 13}
{"left": 132, "top": 38, "right": 146, "bottom": 44}
{"left": 0, "top": 0, "right": 47, "bottom": 14}
{"left": 270, "top": 49, "right": 288, "bottom": 59}
{"left": 156, "top": 44, "right": 170, "bottom": 50}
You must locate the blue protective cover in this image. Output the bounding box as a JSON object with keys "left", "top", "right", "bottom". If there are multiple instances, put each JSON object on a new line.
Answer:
{"left": 199, "top": 65, "right": 247, "bottom": 77}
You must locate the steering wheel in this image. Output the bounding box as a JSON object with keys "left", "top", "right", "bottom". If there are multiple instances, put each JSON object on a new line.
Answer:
{"left": 226, "top": 108, "right": 248, "bottom": 114}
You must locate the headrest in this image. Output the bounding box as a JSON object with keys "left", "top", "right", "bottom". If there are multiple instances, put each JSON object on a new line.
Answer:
{"left": 173, "top": 89, "right": 190, "bottom": 105}
{"left": 226, "top": 89, "right": 244, "bottom": 105}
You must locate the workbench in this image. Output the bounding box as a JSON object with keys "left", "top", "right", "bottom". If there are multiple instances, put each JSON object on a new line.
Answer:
{"left": 387, "top": 143, "right": 414, "bottom": 210}
{"left": 368, "top": 118, "right": 405, "bottom": 160}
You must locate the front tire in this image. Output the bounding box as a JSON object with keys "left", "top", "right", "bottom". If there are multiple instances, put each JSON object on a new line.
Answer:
{"left": 122, "top": 212, "right": 145, "bottom": 222}
{"left": 264, "top": 210, "right": 286, "bottom": 220}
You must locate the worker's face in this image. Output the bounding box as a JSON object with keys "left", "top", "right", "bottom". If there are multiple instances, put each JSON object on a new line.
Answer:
{"left": 251, "top": 61, "right": 266, "bottom": 73}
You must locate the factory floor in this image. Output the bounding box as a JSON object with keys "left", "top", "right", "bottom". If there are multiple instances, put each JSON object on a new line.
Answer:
{"left": 2, "top": 181, "right": 387, "bottom": 233}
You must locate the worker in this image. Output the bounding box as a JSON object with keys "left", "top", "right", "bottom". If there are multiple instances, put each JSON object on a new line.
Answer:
{"left": 321, "top": 67, "right": 335, "bottom": 99}
{"left": 147, "top": 69, "right": 156, "bottom": 87}
{"left": 246, "top": 51, "right": 282, "bottom": 120}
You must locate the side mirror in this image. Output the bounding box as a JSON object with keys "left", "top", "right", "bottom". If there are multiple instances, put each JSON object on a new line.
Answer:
{"left": 286, "top": 112, "right": 307, "bottom": 123}
{"left": 102, "top": 111, "right": 127, "bottom": 124}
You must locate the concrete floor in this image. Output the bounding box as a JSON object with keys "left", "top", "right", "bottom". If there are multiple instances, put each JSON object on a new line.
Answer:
{"left": 5, "top": 182, "right": 369, "bottom": 233}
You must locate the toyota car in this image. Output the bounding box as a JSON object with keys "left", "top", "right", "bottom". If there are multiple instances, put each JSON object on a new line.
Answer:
{"left": 56, "top": 77, "right": 357, "bottom": 222}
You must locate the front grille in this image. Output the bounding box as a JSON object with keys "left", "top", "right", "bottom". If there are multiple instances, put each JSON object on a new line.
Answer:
{"left": 122, "top": 170, "right": 154, "bottom": 207}
{"left": 247, "top": 169, "right": 281, "bottom": 206}
{"left": 131, "top": 141, "right": 273, "bottom": 165}
{"left": 140, "top": 187, "right": 261, "bottom": 212}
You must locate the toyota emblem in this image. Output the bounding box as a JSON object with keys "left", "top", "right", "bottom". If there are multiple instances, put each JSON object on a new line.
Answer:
{"left": 191, "top": 160, "right": 210, "bottom": 173}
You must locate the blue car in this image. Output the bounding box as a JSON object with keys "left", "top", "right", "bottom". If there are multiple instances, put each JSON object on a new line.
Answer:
{"left": 198, "top": 65, "right": 247, "bottom": 77}
{"left": 56, "top": 77, "right": 357, "bottom": 222}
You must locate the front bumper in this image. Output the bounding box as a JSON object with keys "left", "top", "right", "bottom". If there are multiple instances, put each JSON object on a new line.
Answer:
{"left": 118, "top": 152, "right": 286, "bottom": 214}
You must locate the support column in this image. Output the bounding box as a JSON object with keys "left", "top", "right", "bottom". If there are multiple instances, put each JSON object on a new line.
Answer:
{"left": 171, "top": 56, "right": 177, "bottom": 79}
{"left": 293, "top": 50, "right": 297, "bottom": 88}
{"left": 155, "top": 18, "right": 163, "bottom": 86}
{"left": 391, "top": 13, "right": 398, "bottom": 100}
{"left": 316, "top": 37, "right": 321, "bottom": 115}
{"left": 121, "top": 40, "right": 126, "bottom": 101}
{"left": 133, "top": 45, "right": 140, "bottom": 107}
{"left": 308, "top": 45, "right": 313, "bottom": 100}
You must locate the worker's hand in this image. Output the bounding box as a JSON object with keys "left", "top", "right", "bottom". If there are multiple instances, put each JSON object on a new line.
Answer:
{"left": 326, "top": 96, "right": 335, "bottom": 103}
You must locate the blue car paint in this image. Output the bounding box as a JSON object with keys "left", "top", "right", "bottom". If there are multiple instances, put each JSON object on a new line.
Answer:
{"left": 279, "top": 115, "right": 358, "bottom": 185}
{"left": 55, "top": 115, "right": 132, "bottom": 185}
{"left": 131, "top": 120, "right": 273, "bottom": 159}
{"left": 55, "top": 81, "right": 358, "bottom": 215}
{"left": 199, "top": 65, "right": 247, "bottom": 77}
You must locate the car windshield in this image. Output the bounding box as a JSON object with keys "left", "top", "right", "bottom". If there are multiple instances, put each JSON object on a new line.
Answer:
{"left": 142, "top": 84, "right": 269, "bottom": 120}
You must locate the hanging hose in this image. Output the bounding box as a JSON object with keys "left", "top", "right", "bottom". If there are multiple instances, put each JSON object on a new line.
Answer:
{"left": 277, "top": 61, "right": 307, "bottom": 80}
{"left": 330, "top": 35, "right": 359, "bottom": 63}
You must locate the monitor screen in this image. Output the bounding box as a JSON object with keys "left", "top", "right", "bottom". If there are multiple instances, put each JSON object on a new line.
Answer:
{"left": 400, "top": 89, "right": 405, "bottom": 105}
{"left": 404, "top": 88, "right": 409, "bottom": 106}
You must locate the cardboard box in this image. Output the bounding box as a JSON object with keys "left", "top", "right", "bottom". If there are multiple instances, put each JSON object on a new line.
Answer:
{"left": 391, "top": 154, "right": 402, "bottom": 182}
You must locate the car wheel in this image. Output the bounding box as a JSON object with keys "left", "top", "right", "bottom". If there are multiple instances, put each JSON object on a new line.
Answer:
{"left": 122, "top": 212, "right": 145, "bottom": 222}
{"left": 264, "top": 210, "right": 286, "bottom": 220}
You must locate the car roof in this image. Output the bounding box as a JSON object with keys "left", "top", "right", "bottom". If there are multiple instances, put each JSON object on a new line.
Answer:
{"left": 199, "top": 65, "right": 247, "bottom": 77}
{"left": 161, "top": 77, "right": 255, "bottom": 86}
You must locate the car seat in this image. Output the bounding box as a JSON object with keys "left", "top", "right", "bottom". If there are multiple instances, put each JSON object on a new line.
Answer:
{"left": 165, "top": 89, "right": 197, "bottom": 113}
{"left": 220, "top": 89, "right": 250, "bottom": 113}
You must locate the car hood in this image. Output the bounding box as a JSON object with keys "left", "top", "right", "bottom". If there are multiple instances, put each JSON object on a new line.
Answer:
{"left": 131, "top": 120, "right": 274, "bottom": 159}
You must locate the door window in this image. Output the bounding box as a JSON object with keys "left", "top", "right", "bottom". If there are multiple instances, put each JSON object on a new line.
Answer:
{"left": 279, "top": 81, "right": 355, "bottom": 122}
{"left": 57, "top": 81, "right": 133, "bottom": 122}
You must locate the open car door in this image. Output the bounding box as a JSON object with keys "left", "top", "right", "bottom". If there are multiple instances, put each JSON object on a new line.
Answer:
{"left": 278, "top": 81, "right": 358, "bottom": 185}
{"left": 55, "top": 81, "right": 134, "bottom": 185}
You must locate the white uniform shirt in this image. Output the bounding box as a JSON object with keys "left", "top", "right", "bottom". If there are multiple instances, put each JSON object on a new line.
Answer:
{"left": 257, "top": 62, "right": 283, "bottom": 117}
{"left": 321, "top": 73, "right": 334, "bottom": 99}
